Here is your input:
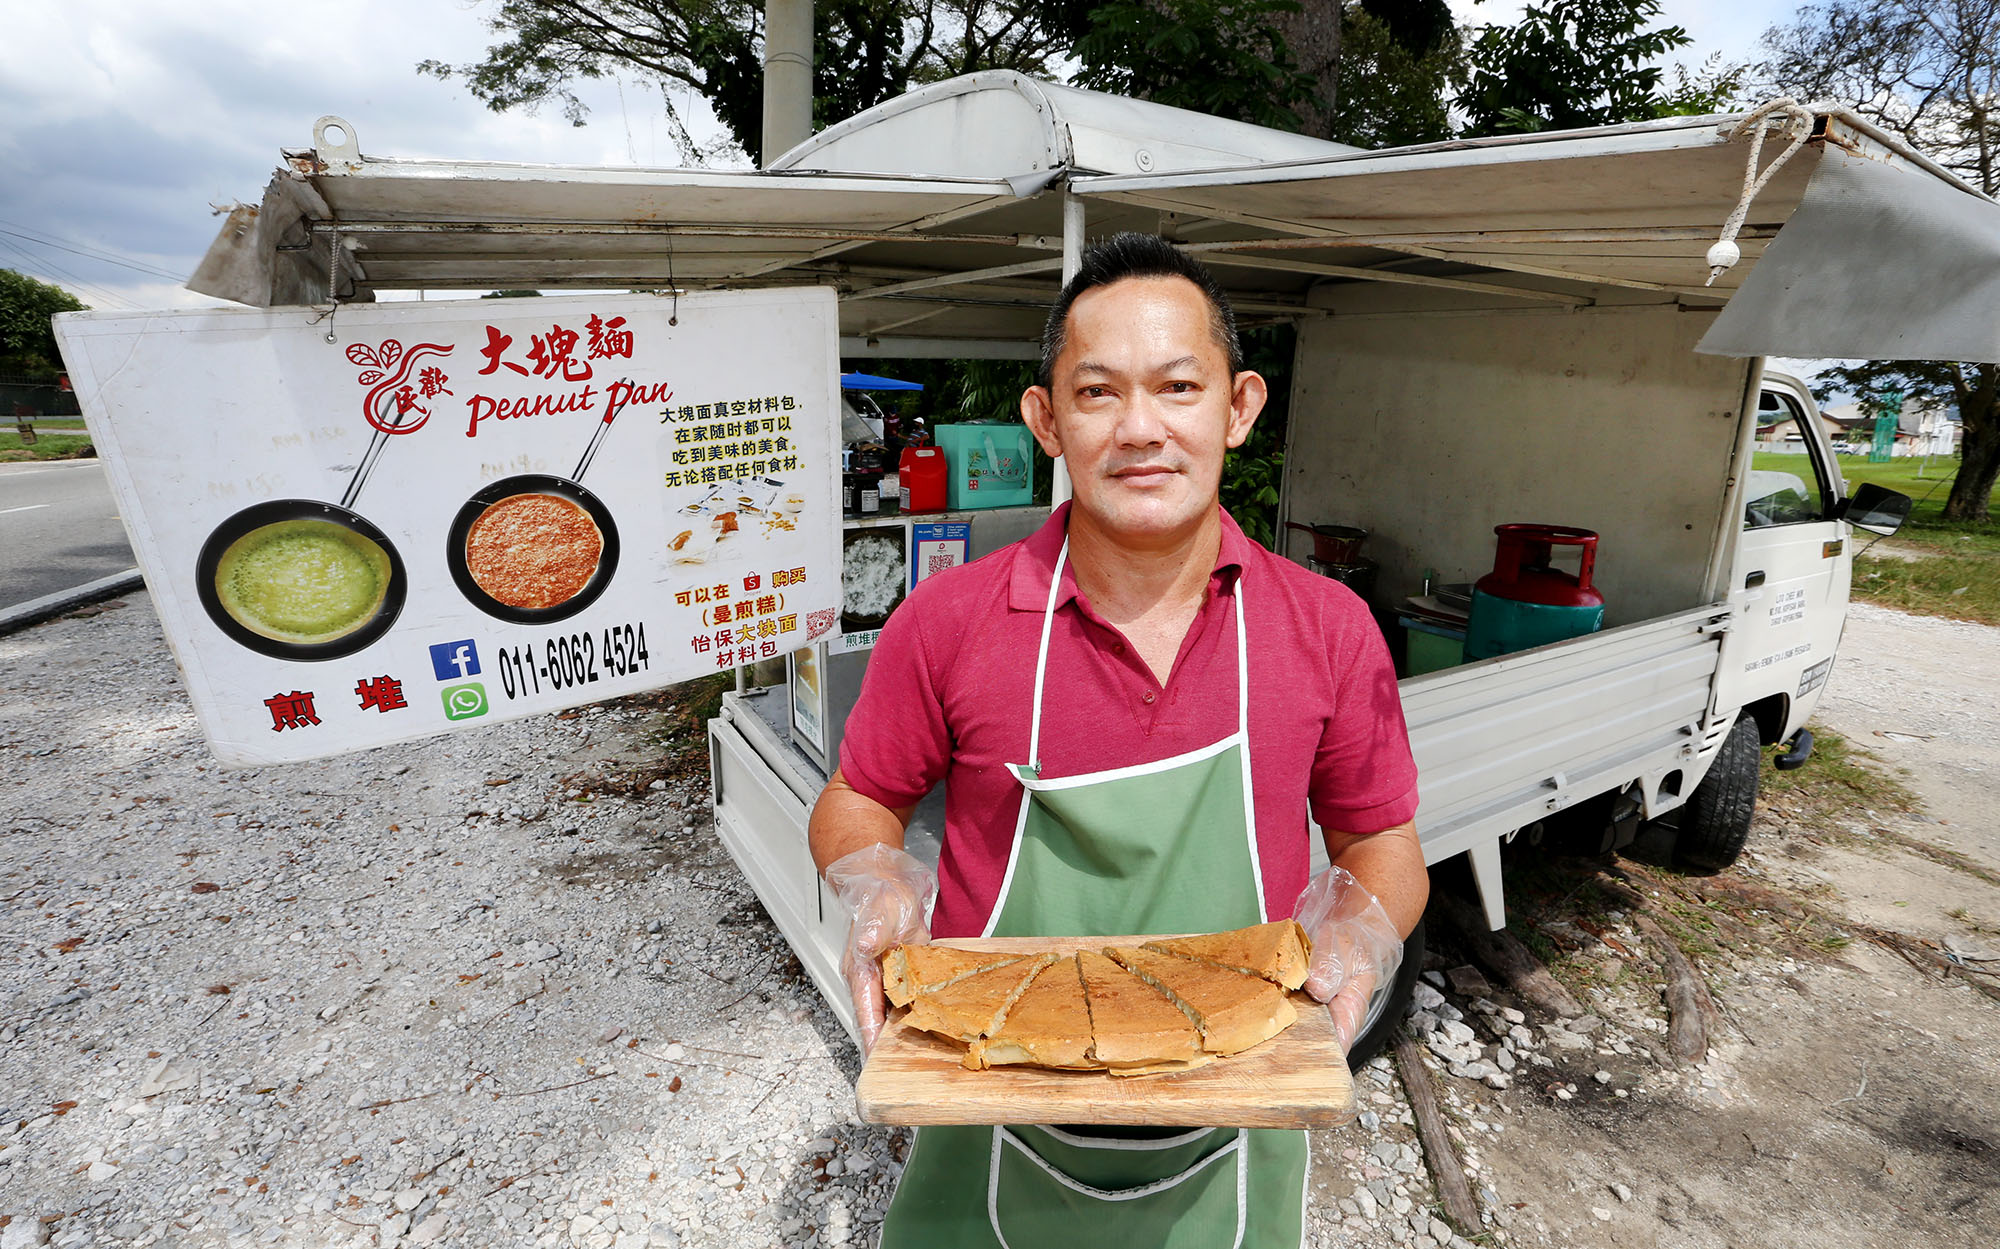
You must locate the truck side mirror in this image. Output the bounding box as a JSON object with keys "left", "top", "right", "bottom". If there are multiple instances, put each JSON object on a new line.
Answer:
{"left": 1840, "top": 482, "right": 1913, "bottom": 535}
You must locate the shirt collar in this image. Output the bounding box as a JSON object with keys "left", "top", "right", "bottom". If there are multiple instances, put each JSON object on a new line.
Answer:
{"left": 1008, "top": 501, "right": 1252, "bottom": 612}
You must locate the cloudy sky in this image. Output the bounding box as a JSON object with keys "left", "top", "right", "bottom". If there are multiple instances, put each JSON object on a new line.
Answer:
{"left": 2, "top": 0, "right": 1802, "bottom": 312}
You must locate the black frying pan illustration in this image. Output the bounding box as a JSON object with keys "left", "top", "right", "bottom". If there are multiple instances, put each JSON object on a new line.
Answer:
{"left": 194, "top": 397, "right": 413, "bottom": 662}
{"left": 445, "top": 387, "right": 628, "bottom": 624}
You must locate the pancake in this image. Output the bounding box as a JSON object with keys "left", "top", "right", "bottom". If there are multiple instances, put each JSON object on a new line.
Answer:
{"left": 214, "top": 518, "right": 392, "bottom": 645}
{"left": 1142, "top": 920, "right": 1312, "bottom": 991}
{"left": 901, "top": 953, "right": 1057, "bottom": 1044}
{"left": 465, "top": 492, "right": 602, "bottom": 609}
{"left": 1106, "top": 946, "right": 1298, "bottom": 1055}
{"left": 967, "top": 955, "right": 1095, "bottom": 1072}
{"left": 1074, "top": 950, "right": 1207, "bottom": 1074}
{"left": 881, "top": 945, "right": 1030, "bottom": 1009}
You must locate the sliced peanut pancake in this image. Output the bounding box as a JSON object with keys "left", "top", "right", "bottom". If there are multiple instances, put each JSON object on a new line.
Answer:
{"left": 1075, "top": 950, "right": 1207, "bottom": 1073}
{"left": 1142, "top": 919, "right": 1312, "bottom": 991}
{"left": 966, "top": 956, "right": 1096, "bottom": 1072}
{"left": 902, "top": 952, "right": 1058, "bottom": 1043}
{"left": 1106, "top": 946, "right": 1298, "bottom": 1055}
{"left": 881, "top": 945, "right": 1029, "bottom": 1008}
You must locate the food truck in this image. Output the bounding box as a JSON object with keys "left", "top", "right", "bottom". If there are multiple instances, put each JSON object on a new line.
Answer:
{"left": 71, "top": 72, "right": 2000, "bottom": 1062}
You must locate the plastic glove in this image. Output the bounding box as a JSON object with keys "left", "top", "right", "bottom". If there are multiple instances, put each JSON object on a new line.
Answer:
{"left": 1294, "top": 866, "right": 1404, "bottom": 1054}
{"left": 824, "top": 843, "right": 936, "bottom": 1054}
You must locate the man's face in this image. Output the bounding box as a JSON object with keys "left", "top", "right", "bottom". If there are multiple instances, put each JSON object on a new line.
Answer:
{"left": 1022, "top": 275, "right": 1265, "bottom": 546}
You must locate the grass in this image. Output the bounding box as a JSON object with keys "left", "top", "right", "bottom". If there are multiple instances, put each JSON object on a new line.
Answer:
{"left": 0, "top": 426, "right": 93, "bottom": 462}
{"left": 1752, "top": 451, "right": 2000, "bottom": 622}
{"left": 1759, "top": 725, "right": 1920, "bottom": 832}
{"left": 1851, "top": 552, "right": 2000, "bottom": 625}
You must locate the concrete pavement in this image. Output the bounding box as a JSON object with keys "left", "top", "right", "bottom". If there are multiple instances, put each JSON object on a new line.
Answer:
{"left": 0, "top": 458, "right": 135, "bottom": 608}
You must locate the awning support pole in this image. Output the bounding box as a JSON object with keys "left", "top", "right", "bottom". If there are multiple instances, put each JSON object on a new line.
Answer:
{"left": 1052, "top": 192, "right": 1085, "bottom": 508}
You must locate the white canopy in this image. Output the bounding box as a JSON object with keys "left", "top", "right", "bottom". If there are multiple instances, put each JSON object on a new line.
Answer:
{"left": 191, "top": 75, "right": 2000, "bottom": 362}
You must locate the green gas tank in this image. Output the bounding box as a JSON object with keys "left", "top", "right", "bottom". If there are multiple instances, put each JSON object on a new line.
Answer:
{"left": 1464, "top": 524, "right": 1605, "bottom": 660}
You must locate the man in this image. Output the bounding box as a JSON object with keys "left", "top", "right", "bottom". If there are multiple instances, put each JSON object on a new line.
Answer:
{"left": 809, "top": 233, "right": 1427, "bottom": 1247}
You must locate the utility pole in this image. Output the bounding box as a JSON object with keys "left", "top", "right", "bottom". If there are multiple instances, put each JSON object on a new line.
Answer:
{"left": 762, "top": 0, "right": 814, "bottom": 167}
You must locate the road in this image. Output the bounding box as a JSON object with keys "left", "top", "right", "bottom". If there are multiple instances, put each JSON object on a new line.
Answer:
{"left": 0, "top": 459, "right": 134, "bottom": 608}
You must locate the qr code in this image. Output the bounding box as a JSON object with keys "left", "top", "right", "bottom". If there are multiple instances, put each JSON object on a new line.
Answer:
{"left": 806, "top": 607, "right": 837, "bottom": 640}
{"left": 926, "top": 553, "right": 956, "bottom": 577}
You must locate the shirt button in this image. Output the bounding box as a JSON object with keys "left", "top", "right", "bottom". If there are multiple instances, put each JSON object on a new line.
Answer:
{"left": 1114, "top": 643, "right": 1126, "bottom": 654}
{"left": 1141, "top": 690, "right": 1156, "bottom": 704}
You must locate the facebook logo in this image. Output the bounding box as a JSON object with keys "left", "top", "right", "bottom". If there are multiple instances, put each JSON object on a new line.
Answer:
{"left": 428, "top": 640, "right": 481, "bottom": 681}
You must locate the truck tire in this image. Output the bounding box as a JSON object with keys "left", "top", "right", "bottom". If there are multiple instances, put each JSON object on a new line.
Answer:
{"left": 1673, "top": 716, "right": 1760, "bottom": 874}
{"left": 1344, "top": 918, "right": 1426, "bottom": 1068}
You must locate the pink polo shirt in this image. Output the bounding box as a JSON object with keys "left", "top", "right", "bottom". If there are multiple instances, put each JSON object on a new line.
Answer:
{"left": 839, "top": 504, "right": 1419, "bottom": 939}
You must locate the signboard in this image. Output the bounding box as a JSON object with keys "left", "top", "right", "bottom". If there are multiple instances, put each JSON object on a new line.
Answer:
{"left": 55, "top": 290, "right": 841, "bottom": 767}
{"left": 910, "top": 521, "right": 970, "bottom": 588}
{"left": 789, "top": 644, "right": 827, "bottom": 759}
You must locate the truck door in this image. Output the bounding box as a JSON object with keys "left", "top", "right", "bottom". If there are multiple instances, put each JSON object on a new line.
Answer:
{"left": 1714, "top": 374, "right": 1850, "bottom": 743}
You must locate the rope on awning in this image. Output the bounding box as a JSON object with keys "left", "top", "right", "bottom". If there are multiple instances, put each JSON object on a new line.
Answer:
{"left": 1706, "top": 99, "right": 1818, "bottom": 285}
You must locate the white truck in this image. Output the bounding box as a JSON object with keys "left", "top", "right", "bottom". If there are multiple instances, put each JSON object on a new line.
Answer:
{"left": 195, "top": 74, "right": 1982, "bottom": 1061}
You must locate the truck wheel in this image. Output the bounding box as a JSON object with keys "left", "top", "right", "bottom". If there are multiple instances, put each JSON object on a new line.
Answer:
{"left": 1344, "top": 918, "right": 1426, "bottom": 1068}
{"left": 1673, "top": 716, "right": 1760, "bottom": 874}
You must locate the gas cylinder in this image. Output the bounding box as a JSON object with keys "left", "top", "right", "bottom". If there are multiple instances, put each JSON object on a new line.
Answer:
{"left": 1463, "top": 524, "right": 1605, "bottom": 660}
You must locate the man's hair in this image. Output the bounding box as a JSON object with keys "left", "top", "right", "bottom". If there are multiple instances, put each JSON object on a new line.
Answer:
{"left": 1036, "top": 232, "right": 1245, "bottom": 391}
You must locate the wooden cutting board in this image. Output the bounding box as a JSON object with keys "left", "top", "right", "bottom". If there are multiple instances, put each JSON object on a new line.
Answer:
{"left": 856, "top": 935, "right": 1356, "bottom": 1129}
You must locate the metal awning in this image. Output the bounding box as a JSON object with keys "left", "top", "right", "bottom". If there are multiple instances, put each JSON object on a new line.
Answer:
{"left": 190, "top": 79, "right": 2000, "bottom": 363}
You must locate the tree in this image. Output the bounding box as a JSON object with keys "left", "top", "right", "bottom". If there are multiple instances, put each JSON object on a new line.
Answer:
{"left": 1458, "top": 0, "right": 1696, "bottom": 136}
{"left": 1325, "top": 2, "right": 1460, "bottom": 147}
{"left": 1068, "top": 0, "right": 1320, "bottom": 130}
{"left": 420, "top": 0, "right": 1073, "bottom": 164}
{"left": 1762, "top": 0, "right": 2000, "bottom": 520}
{"left": 0, "top": 269, "right": 87, "bottom": 380}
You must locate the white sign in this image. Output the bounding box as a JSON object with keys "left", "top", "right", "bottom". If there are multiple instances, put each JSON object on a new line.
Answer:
{"left": 56, "top": 290, "right": 841, "bottom": 767}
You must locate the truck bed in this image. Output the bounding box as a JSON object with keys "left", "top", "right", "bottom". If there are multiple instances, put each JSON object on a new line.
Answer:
{"left": 710, "top": 601, "right": 1730, "bottom": 1040}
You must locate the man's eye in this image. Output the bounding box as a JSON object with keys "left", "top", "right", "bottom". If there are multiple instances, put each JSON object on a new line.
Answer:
{"left": 1164, "top": 381, "right": 1197, "bottom": 394}
{"left": 1079, "top": 386, "right": 1111, "bottom": 399}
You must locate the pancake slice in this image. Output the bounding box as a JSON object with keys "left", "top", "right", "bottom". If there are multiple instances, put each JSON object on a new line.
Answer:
{"left": 901, "top": 953, "right": 1058, "bottom": 1044}
{"left": 1075, "top": 950, "right": 1208, "bottom": 1074}
{"left": 881, "top": 945, "right": 1030, "bottom": 1008}
{"left": 1142, "top": 919, "right": 1312, "bottom": 991}
{"left": 1106, "top": 946, "right": 1298, "bottom": 1056}
{"left": 966, "top": 955, "right": 1096, "bottom": 1072}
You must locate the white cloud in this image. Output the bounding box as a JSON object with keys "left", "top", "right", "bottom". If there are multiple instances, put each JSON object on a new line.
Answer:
{"left": 4, "top": 0, "right": 1804, "bottom": 311}
{"left": 0, "top": 0, "right": 736, "bottom": 309}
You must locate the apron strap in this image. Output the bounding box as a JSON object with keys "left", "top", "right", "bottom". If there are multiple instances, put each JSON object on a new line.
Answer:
{"left": 1027, "top": 535, "right": 1070, "bottom": 773}
{"left": 1032, "top": 538, "right": 1254, "bottom": 769}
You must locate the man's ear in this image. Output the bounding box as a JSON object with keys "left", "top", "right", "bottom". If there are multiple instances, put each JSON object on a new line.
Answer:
{"left": 1225, "top": 370, "right": 1268, "bottom": 450}
{"left": 1021, "top": 385, "right": 1065, "bottom": 459}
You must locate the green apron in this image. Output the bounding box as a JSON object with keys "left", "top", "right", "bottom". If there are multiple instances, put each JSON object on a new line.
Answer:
{"left": 878, "top": 537, "right": 1309, "bottom": 1249}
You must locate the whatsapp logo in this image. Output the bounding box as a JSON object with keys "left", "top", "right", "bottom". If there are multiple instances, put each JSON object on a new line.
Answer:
{"left": 440, "top": 682, "right": 489, "bottom": 721}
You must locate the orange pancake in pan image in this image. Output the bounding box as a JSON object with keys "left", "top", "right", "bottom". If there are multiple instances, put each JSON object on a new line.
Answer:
{"left": 447, "top": 474, "right": 621, "bottom": 624}
{"left": 464, "top": 492, "right": 604, "bottom": 610}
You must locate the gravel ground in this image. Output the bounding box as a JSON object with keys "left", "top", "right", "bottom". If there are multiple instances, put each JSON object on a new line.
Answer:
{"left": 13, "top": 594, "right": 1981, "bottom": 1249}
{"left": 0, "top": 597, "right": 1489, "bottom": 1249}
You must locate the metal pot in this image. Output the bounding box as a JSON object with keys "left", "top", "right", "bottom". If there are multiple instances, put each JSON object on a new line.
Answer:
{"left": 1285, "top": 521, "right": 1369, "bottom": 565}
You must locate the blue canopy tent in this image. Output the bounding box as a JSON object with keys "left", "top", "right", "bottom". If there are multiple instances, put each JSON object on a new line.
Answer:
{"left": 840, "top": 372, "right": 924, "bottom": 391}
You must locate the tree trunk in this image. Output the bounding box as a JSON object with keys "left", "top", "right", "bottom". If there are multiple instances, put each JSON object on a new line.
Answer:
{"left": 1273, "top": 0, "right": 1344, "bottom": 139}
{"left": 1943, "top": 365, "right": 2000, "bottom": 522}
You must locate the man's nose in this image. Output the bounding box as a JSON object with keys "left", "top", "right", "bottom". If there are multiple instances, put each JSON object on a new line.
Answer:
{"left": 1113, "top": 393, "right": 1170, "bottom": 448}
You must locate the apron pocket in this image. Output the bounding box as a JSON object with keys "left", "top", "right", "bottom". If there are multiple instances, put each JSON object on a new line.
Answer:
{"left": 987, "top": 1126, "right": 1246, "bottom": 1249}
